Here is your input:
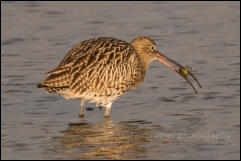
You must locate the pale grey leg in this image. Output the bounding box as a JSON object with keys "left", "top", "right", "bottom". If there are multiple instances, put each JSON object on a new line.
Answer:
{"left": 79, "top": 100, "right": 85, "bottom": 117}
{"left": 104, "top": 102, "right": 113, "bottom": 117}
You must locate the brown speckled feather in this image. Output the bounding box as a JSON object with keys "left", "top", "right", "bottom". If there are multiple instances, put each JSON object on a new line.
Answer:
{"left": 39, "top": 37, "right": 145, "bottom": 105}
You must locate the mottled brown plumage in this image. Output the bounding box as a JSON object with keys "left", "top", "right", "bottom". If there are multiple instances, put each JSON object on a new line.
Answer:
{"left": 38, "top": 36, "right": 201, "bottom": 117}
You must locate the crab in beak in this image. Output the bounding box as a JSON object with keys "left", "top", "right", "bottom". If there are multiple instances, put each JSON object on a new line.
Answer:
{"left": 156, "top": 52, "right": 202, "bottom": 94}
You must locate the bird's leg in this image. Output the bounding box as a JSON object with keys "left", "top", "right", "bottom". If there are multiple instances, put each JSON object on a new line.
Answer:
{"left": 79, "top": 100, "right": 85, "bottom": 117}
{"left": 104, "top": 102, "right": 113, "bottom": 117}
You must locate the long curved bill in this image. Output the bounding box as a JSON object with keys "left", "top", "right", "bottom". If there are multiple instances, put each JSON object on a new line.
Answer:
{"left": 156, "top": 52, "right": 201, "bottom": 94}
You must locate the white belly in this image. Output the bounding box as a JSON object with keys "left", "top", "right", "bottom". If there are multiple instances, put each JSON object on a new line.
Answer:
{"left": 58, "top": 89, "right": 120, "bottom": 106}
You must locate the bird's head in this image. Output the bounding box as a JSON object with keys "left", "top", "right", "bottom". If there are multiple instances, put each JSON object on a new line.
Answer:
{"left": 131, "top": 36, "right": 160, "bottom": 63}
{"left": 131, "top": 36, "right": 201, "bottom": 94}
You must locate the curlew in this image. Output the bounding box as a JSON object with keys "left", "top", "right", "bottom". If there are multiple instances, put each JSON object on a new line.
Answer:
{"left": 37, "top": 37, "right": 201, "bottom": 117}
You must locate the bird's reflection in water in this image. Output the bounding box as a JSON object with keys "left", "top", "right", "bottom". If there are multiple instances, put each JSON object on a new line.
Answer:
{"left": 51, "top": 117, "right": 163, "bottom": 160}
{"left": 49, "top": 109, "right": 204, "bottom": 160}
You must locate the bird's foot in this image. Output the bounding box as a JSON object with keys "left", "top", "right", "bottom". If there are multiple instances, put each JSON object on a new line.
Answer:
{"left": 104, "top": 116, "right": 110, "bottom": 121}
{"left": 79, "top": 113, "right": 85, "bottom": 118}
{"left": 104, "top": 112, "right": 110, "bottom": 117}
{"left": 104, "top": 115, "right": 110, "bottom": 118}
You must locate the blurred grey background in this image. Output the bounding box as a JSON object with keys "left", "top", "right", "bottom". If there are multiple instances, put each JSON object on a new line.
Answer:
{"left": 1, "top": 1, "right": 240, "bottom": 160}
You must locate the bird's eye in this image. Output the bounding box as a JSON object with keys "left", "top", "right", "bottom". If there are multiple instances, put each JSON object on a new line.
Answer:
{"left": 150, "top": 46, "right": 156, "bottom": 52}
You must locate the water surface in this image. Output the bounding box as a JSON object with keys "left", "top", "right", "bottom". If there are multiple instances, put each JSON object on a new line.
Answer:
{"left": 1, "top": 1, "right": 240, "bottom": 160}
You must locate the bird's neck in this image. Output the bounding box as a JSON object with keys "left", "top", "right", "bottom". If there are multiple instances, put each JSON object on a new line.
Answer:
{"left": 134, "top": 52, "right": 154, "bottom": 88}
{"left": 137, "top": 51, "right": 155, "bottom": 72}
{"left": 131, "top": 44, "right": 154, "bottom": 72}
{"left": 132, "top": 55, "right": 153, "bottom": 89}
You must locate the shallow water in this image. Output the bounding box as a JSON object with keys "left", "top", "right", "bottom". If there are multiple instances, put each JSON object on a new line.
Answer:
{"left": 1, "top": 1, "right": 240, "bottom": 160}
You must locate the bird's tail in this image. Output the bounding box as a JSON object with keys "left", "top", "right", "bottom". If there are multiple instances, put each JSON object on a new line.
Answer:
{"left": 37, "top": 82, "right": 69, "bottom": 93}
{"left": 37, "top": 83, "right": 43, "bottom": 88}
{"left": 37, "top": 65, "right": 72, "bottom": 93}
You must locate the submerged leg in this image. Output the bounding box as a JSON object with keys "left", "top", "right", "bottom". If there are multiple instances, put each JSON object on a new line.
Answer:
{"left": 104, "top": 102, "right": 113, "bottom": 117}
{"left": 79, "top": 100, "right": 85, "bottom": 117}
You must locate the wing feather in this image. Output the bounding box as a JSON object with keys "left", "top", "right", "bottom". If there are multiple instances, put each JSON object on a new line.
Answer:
{"left": 39, "top": 37, "right": 141, "bottom": 96}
